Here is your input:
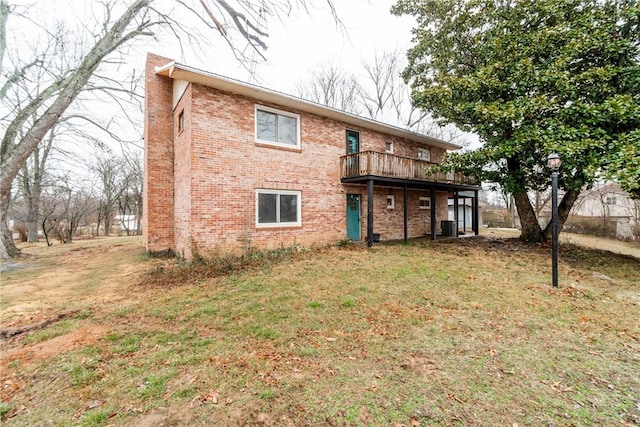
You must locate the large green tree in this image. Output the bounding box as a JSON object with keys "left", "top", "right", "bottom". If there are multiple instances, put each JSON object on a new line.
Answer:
{"left": 393, "top": 0, "right": 640, "bottom": 242}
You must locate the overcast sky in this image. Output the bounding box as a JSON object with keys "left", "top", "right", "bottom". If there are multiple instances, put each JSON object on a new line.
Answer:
{"left": 151, "top": 0, "right": 416, "bottom": 93}
{"left": 7, "top": 0, "right": 416, "bottom": 103}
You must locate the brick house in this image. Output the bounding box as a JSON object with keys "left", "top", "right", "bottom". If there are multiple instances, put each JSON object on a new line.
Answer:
{"left": 143, "top": 53, "right": 480, "bottom": 259}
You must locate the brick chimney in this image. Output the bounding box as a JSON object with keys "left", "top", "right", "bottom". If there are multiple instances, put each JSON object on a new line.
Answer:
{"left": 143, "top": 53, "right": 175, "bottom": 253}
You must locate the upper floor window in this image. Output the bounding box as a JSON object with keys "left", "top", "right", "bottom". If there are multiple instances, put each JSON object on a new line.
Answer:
{"left": 385, "top": 139, "right": 393, "bottom": 153}
{"left": 255, "top": 105, "right": 300, "bottom": 149}
{"left": 418, "top": 147, "right": 431, "bottom": 161}
{"left": 606, "top": 196, "right": 617, "bottom": 205}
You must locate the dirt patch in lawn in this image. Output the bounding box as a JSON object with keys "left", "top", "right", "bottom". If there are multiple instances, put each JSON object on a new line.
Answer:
{"left": 0, "top": 325, "right": 110, "bottom": 369}
{"left": 481, "top": 227, "right": 640, "bottom": 259}
{"left": 0, "top": 237, "right": 154, "bottom": 391}
{"left": 1, "top": 236, "right": 149, "bottom": 326}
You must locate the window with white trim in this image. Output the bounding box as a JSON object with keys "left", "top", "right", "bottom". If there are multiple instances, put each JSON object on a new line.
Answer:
{"left": 256, "top": 190, "right": 301, "bottom": 227}
{"left": 419, "top": 197, "right": 431, "bottom": 209}
{"left": 606, "top": 196, "right": 617, "bottom": 205}
{"left": 255, "top": 105, "right": 300, "bottom": 148}
{"left": 417, "top": 147, "right": 431, "bottom": 161}
{"left": 387, "top": 195, "right": 395, "bottom": 209}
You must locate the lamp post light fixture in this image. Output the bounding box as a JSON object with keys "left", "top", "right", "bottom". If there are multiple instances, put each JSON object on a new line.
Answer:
{"left": 548, "top": 152, "right": 561, "bottom": 288}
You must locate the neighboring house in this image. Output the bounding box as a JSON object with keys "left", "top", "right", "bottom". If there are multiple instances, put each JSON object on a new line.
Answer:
{"left": 114, "top": 215, "right": 139, "bottom": 233}
{"left": 143, "top": 54, "right": 481, "bottom": 259}
{"left": 571, "top": 182, "right": 639, "bottom": 239}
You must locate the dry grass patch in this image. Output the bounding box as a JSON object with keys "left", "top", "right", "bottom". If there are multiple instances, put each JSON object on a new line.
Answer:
{"left": 1, "top": 237, "right": 638, "bottom": 426}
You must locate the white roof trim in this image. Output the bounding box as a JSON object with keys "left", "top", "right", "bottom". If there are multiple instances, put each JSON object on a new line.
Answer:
{"left": 155, "top": 61, "right": 461, "bottom": 151}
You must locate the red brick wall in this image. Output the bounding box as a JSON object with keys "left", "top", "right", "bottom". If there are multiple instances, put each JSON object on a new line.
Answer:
{"left": 342, "top": 185, "right": 450, "bottom": 241}
{"left": 143, "top": 54, "right": 175, "bottom": 252}
{"left": 357, "top": 130, "right": 445, "bottom": 162}
{"left": 173, "top": 84, "right": 193, "bottom": 259}
{"left": 180, "top": 84, "right": 349, "bottom": 256}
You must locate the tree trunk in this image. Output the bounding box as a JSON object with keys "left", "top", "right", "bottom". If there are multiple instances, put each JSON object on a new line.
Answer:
{"left": 513, "top": 191, "right": 543, "bottom": 242}
{"left": 104, "top": 214, "right": 111, "bottom": 236}
{"left": 0, "top": 189, "right": 20, "bottom": 258}
{"left": 514, "top": 188, "right": 580, "bottom": 243}
{"left": 542, "top": 189, "right": 579, "bottom": 241}
{"left": 26, "top": 187, "right": 41, "bottom": 242}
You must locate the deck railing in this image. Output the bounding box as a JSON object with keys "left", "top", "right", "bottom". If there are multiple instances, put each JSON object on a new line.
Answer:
{"left": 340, "top": 151, "right": 478, "bottom": 186}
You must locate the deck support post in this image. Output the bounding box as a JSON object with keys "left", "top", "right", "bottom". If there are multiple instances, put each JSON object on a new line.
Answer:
{"left": 462, "top": 197, "right": 467, "bottom": 234}
{"left": 454, "top": 190, "right": 459, "bottom": 237}
{"left": 367, "top": 179, "right": 374, "bottom": 247}
{"left": 473, "top": 189, "right": 479, "bottom": 235}
{"left": 403, "top": 185, "right": 408, "bottom": 244}
{"left": 430, "top": 187, "right": 436, "bottom": 240}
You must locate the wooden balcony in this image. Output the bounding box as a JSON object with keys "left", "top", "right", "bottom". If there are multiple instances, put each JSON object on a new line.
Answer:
{"left": 340, "top": 151, "right": 479, "bottom": 186}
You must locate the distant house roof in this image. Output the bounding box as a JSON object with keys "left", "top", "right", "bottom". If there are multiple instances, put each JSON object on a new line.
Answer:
{"left": 155, "top": 61, "right": 461, "bottom": 151}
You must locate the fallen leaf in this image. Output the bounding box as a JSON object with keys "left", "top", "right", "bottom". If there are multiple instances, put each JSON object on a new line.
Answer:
{"left": 201, "top": 390, "right": 219, "bottom": 404}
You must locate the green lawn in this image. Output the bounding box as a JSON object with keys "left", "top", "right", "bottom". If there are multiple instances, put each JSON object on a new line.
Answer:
{"left": 1, "top": 236, "right": 638, "bottom": 426}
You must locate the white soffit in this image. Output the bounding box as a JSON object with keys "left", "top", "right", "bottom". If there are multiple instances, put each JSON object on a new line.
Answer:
{"left": 155, "top": 61, "right": 461, "bottom": 151}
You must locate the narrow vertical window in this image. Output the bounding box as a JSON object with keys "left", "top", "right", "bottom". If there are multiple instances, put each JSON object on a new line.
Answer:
{"left": 385, "top": 139, "right": 393, "bottom": 153}
{"left": 177, "top": 110, "right": 185, "bottom": 133}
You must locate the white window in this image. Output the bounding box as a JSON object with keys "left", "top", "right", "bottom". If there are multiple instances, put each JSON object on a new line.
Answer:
{"left": 419, "top": 197, "right": 431, "bottom": 209}
{"left": 387, "top": 195, "right": 395, "bottom": 209}
{"left": 606, "top": 196, "right": 617, "bottom": 205}
{"left": 256, "top": 190, "right": 301, "bottom": 227}
{"left": 385, "top": 139, "right": 393, "bottom": 153}
{"left": 255, "top": 105, "right": 300, "bottom": 149}
{"left": 418, "top": 147, "right": 431, "bottom": 161}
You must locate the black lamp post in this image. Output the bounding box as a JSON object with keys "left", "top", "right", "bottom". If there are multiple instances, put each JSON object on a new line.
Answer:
{"left": 548, "top": 152, "right": 561, "bottom": 288}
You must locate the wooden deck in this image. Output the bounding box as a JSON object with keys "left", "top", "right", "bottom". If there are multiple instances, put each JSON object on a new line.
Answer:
{"left": 340, "top": 151, "right": 478, "bottom": 186}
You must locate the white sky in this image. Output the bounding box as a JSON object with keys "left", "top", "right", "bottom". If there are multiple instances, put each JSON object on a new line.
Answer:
{"left": 8, "top": 0, "right": 413, "bottom": 87}
{"left": 149, "top": 0, "right": 416, "bottom": 93}
{"left": 250, "top": 0, "right": 415, "bottom": 92}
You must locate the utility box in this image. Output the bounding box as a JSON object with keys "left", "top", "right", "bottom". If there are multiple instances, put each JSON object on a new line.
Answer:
{"left": 441, "top": 220, "right": 456, "bottom": 237}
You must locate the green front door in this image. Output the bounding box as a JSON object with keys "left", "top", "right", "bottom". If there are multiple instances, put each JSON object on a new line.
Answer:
{"left": 346, "top": 194, "right": 361, "bottom": 240}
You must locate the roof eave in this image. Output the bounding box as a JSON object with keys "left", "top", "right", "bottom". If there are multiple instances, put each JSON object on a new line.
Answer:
{"left": 155, "top": 61, "right": 461, "bottom": 151}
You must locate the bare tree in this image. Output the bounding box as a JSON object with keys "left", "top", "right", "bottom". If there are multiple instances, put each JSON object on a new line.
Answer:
{"left": 115, "top": 152, "right": 143, "bottom": 235}
{"left": 359, "top": 50, "right": 402, "bottom": 121}
{"left": 294, "top": 63, "right": 362, "bottom": 114}
{"left": 0, "top": 0, "right": 339, "bottom": 259}
{"left": 295, "top": 49, "right": 467, "bottom": 145}
{"left": 17, "top": 127, "right": 57, "bottom": 242}
{"left": 93, "top": 155, "right": 123, "bottom": 236}
{"left": 39, "top": 178, "right": 95, "bottom": 244}
{"left": 63, "top": 184, "right": 95, "bottom": 243}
